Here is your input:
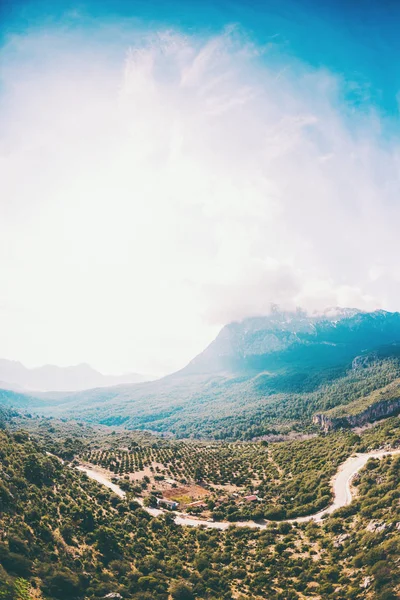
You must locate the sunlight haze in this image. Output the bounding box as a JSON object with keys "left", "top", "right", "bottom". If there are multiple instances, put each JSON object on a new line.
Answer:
{"left": 2, "top": 2, "right": 400, "bottom": 375}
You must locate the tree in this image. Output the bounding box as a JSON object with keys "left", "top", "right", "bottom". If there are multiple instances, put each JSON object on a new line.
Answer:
{"left": 169, "top": 581, "right": 195, "bottom": 600}
{"left": 43, "top": 568, "right": 82, "bottom": 600}
{"left": 94, "top": 526, "right": 121, "bottom": 561}
{"left": 143, "top": 495, "right": 158, "bottom": 508}
{"left": 0, "top": 482, "right": 13, "bottom": 512}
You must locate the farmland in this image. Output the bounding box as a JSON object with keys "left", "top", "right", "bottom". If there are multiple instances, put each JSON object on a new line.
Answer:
{"left": 78, "top": 432, "right": 364, "bottom": 521}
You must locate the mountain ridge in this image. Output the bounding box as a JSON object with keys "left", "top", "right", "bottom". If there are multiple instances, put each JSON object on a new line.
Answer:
{"left": 179, "top": 307, "right": 400, "bottom": 376}
{"left": 2, "top": 308, "right": 400, "bottom": 439}
{"left": 0, "top": 358, "right": 156, "bottom": 392}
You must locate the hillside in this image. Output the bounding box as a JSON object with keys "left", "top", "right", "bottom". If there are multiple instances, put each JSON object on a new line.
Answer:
{"left": 1, "top": 413, "right": 400, "bottom": 599}
{"left": 313, "top": 378, "right": 400, "bottom": 432}
{"left": 181, "top": 307, "right": 363, "bottom": 375}
{"left": 3, "top": 309, "right": 400, "bottom": 438}
{"left": 0, "top": 359, "right": 154, "bottom": 392}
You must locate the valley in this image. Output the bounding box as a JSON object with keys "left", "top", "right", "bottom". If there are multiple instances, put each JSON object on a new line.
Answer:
{"left": 1, "top": 409, "right": 400, "bottom": 599}
{"left": 2, "top": 309, "right": 400, "bottom": 599}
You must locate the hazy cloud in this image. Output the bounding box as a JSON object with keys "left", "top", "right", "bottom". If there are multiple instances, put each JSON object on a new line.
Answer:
{"left": 1, "top": 25, "right": 399, "bottom": 374}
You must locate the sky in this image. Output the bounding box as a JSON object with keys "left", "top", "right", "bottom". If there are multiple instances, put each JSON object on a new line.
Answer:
{"left": 2, "top": 0, "right": 400, "bottom": 376}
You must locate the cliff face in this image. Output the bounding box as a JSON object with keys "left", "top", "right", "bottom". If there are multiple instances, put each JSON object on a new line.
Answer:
{"left": 313, "top": 397, "right": 400, "bottom": 432}
{"left": 312, "top": 414, "right": 336, "bottom": 432}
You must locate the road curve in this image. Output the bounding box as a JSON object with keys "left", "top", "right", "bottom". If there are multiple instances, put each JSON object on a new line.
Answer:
{"left": 77, "top": 448, "right": 400, "bottom": 529}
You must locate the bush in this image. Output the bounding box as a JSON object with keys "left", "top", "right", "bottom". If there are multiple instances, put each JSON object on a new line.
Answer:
{"left": 169, "top": 581, "right": 195, "bottom": 600}
{"left": 0, "top": 546, "right": 32, "bottom": 577}
{"left": 43, "top": 568, "right": 82, "bottom": 600}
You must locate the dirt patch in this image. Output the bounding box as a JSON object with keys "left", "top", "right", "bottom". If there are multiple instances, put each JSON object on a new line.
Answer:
{"left": 163, "top": 484, "right": 210, "bottom": 505}
{"left": 253, "top": 432, "right": 317, "bottom": 443}
{"left": 79, "top": 462, "right": 114, "bottom": 481}
{"left": 353, "top": 422, "right": 380, "bottom": 434}
{"left": 128, "top": 467, "right": 153, "bottom": 481}
{"left": 127, "top": 461, "right": 167, "bottom": 481}
{"left": 211, "top": 483, "right": 242, "bottom": 493}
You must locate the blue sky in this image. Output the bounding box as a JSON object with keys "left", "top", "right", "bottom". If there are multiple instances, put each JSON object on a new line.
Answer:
{"left": 1, "top": 0, "right": 400, "bottom": 375}
{"left": 2, "top": 0, "right": 400, "bottom": 115}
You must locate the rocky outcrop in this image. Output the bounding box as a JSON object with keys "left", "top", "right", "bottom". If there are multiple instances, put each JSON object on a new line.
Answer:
{"left": 312, "top": 413, "right": 336, "bottom": 432}
{"left": 313, "top": 396, "right": 400, "bottom": 432}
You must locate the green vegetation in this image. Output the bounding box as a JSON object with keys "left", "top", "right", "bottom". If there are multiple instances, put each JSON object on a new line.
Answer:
{"left": 323, "top": 377, "right": 400, "bottom": 419}
{"left": 4, "top": 356, "right": 400, "bottom": 440}
{"left": 76, "top": 417, "right": 400, "bottom": 522}
{"left": 1, "top": 412, "right": 400, "bottom": 599}
{"left": 80, "top": 433, "right": 358, "bottom": 520}
{"left": 8, "top": 412, "right": 400, "bottom": 522}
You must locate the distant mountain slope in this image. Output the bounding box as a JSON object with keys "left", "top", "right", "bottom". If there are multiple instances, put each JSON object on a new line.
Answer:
{"left": 181, "top": 308, "right": 400, "bottom": 375}
{"left": 0, "top": 359, "right": 155, "bottom": 392}
{"left": 3, "top": 308, "right": 400, "bottom": 438}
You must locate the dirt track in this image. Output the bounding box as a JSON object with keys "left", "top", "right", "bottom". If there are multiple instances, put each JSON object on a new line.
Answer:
{"left": 77, "top": 448, "right": 400, "bottom": 529}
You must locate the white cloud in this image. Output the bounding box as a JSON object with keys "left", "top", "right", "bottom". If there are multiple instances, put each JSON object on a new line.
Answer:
{"left": 1, "top": 24, "right": 399, "bottom": 375}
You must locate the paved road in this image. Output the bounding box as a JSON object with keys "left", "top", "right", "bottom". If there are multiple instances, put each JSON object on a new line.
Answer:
{"left": 77, "top": 448, "right": 400, "bottom": 529}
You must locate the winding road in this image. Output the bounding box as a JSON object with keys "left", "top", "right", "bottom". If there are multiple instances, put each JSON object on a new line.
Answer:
{"left": 77, "top": 448, "right": 400, "bottom": 529}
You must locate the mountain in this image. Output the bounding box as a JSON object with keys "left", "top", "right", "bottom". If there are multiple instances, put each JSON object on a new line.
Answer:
{"left": 0, "top": 359, "right": 155, "bottom": 392}
{"left": 181, "top": 308, "right": 400, "bottom": 375}
{"left": 2, "top": 308, "right": 400, "bottom": 438}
